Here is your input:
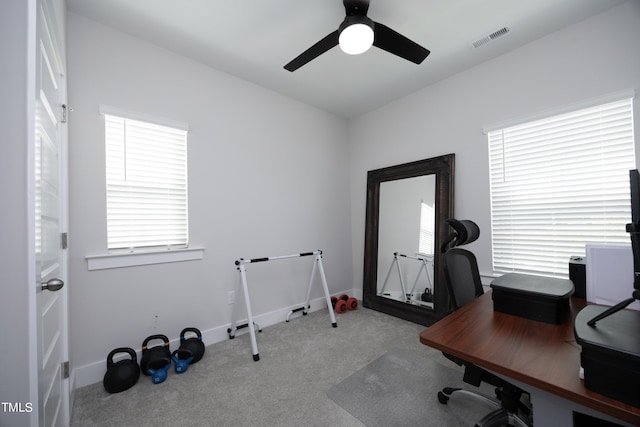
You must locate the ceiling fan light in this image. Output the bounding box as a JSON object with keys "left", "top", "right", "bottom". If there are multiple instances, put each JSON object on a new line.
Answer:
{"left": 339, "top": 23, "right": 374, "bottom": 55}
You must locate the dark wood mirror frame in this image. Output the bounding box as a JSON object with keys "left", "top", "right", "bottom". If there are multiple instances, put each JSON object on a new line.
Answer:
{"left": 362, "top": 153, "right": 455, "bottom": 326}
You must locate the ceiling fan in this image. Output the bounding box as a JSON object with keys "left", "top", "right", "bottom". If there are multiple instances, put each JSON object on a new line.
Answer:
{"left": 284, "top": 0, "right": 430, "bottom": 72}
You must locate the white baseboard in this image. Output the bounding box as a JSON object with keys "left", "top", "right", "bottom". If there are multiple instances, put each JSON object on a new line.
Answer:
{"left": 71, "top": 288, "right": 361, "bottom": 389}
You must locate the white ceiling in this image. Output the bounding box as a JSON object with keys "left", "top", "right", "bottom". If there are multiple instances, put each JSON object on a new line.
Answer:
{"left": 66, "top": 0, "right": 627, "bottom": 118}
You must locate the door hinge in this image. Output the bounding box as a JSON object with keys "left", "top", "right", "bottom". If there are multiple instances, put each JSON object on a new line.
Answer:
{"left": 62, "top": 361, "right": 69, "bottom": 379}
{"left": 61, "top": 104, "right": 68, "bottom": 123}
{"left": 61, "top": 232, "right": 68, "bottom": 250}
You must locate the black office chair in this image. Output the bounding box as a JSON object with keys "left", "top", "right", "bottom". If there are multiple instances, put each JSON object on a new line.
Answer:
{"left": 437, "top": 219, "right": 532, "bottom": 427}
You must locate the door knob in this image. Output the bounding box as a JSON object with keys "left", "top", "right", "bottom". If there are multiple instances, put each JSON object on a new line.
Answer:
{"left": 41, "top": 278, "right": 64, "bottom": 292}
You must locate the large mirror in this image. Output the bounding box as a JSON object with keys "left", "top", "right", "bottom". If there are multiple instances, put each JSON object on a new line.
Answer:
{"left": 362, "top": 154, "right": 455, "bottom": 326}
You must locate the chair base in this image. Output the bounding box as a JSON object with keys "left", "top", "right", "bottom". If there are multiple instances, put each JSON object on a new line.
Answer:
{"left": 438, "top": 387, "right": 532, "bottom": 427}
{"left": 438, "top": 387, "right": 500, "bottom": 408}
{"left": 475, "top": 408, "right": 531, "bottom": 427}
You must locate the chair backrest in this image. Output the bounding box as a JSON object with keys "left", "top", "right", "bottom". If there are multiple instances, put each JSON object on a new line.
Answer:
{"left": 441, "top": 219, "right": 483, "bottom": 311}
{"left": 443, "top": 247, "right": 484, "bottom": 310}
{"left": 441, "top": 219, "right": 480, "bottom": 253}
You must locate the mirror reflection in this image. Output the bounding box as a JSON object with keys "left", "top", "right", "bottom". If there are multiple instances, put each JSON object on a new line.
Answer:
{"left": 377, "top": 175, "right": 436, "bottom": 308}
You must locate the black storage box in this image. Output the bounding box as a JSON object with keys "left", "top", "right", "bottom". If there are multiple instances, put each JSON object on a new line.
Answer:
{"left": 574, "top": 305, "right": 640, "bottom": 408}
{"left": 490, "top": 273, "right": 574, "bottom": 324}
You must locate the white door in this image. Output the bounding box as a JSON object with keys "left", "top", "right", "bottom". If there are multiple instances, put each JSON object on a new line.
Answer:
{"left": 35, "top": 0, "right": 69, "bottom": 425}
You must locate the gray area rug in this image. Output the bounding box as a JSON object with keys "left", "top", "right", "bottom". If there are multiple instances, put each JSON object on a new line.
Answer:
{"left": 327, "top": 347, "right": 493, "bottom": 427}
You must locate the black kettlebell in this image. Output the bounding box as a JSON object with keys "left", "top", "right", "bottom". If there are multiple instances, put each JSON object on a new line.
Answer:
{"left": 140, "top": 334, "right": 171, "bottom": 376}
{"left": 103, "top": 347, "right": 140, "bottom": 393}
{"left": 179, "top": 328, "right": 205, "bottom": 363}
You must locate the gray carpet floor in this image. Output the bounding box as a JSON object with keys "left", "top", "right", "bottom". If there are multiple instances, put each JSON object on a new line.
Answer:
{"left": 71, "top": 306, "right": 489, "bottom": 426}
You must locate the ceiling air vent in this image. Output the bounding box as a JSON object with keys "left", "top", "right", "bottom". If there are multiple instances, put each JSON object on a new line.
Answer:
{"left": 471, "top": 26, "right": 511, "bottom": 49}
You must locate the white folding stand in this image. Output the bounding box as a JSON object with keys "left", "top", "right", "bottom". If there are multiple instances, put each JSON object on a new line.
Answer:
{"left": 227, "top": 250, "right": 337, "bottom": 361}
{"left": 407, "top": 254, "right": 434, "bottom": 297}
{"left": 379, "top": 252, "right": 433, "bottom": 302}
{"left": 379, "top": 252, "right": 409, "bottom": 300}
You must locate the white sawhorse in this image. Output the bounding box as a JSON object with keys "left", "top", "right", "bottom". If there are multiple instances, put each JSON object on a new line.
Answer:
{"left": 227, "top": 250, "right": 337, "bottom": 361}
{"left": 379, "top": 252, "right": 433, "bottom": 302}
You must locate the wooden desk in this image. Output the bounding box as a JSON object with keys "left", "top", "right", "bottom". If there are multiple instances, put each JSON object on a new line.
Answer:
{"left": 419, "top": 291, "right": 640, "bottom": 426}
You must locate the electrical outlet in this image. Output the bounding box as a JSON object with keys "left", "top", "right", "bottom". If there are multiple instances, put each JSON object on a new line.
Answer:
{"left": 227, "top": 291, "right": 235, "bottom": 305}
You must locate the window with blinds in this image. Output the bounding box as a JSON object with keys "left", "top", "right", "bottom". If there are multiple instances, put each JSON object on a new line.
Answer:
{"left": 105, "top": 114, "right": 188, "bottom": 250}
{"left": 487, "top": 97, "right": 635, "bottom": 278}
{"left": 418, "top": 201, "right": 435, "bottom": 256}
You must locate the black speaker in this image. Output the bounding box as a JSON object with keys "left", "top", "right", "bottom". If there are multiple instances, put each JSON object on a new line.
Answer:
{"left": 569, "top": 256, "right": 586, "bottom": 299}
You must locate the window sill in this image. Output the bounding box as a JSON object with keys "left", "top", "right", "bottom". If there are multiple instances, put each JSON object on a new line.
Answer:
{"left": 86, "top": 247, "right": 204, "bottom": 271}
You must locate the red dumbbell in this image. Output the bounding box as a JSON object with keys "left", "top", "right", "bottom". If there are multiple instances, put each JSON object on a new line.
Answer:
{"left": 336, "top": 294, "right": 358, "bottom": 312}
{"left": 331, "top": 296, "right": 347, "bottom": 313}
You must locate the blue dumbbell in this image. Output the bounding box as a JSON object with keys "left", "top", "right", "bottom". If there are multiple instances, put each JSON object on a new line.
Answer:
{"left": 171, "top": 349, "right": 194, "bottom": 374}
{"left": 147, "top": 364, "right": 170, "bottom": 384}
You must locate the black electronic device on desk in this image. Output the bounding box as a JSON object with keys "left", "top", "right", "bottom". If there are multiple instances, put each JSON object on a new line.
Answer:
{"left": 574, "top": 305, "right": 640, "bottom": 407}
{"left": 574, "top": 169, "right": 640, "bottom": 408}
{"left": 490, "top": 273, "right": 574, "bottom": 325}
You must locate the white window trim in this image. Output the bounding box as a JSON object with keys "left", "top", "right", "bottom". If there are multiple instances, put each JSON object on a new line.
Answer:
{"left": 86, "top": 247, "right": 204, "bottom": 271}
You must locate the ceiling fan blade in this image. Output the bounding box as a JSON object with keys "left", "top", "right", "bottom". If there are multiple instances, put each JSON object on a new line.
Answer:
{"left": 372, "top": 22, "right": 430, "bottom": 64}
{"left": 284, "top": 30, "right": 340, "bottom": 72}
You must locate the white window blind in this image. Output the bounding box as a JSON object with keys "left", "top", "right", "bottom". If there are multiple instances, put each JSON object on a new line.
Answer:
{"left": 105, "top": 114, "right": 188, "bottom": 250}
{"left": 418, "top": 201, "right": 435, "bottom": 256}
{"left": 488, "top": 98, "right": 635, "bottom": 278}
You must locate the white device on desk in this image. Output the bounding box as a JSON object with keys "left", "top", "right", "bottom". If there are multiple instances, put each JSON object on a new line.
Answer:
{"left": 585, "top": 244, "right": 640, "bottom": 311}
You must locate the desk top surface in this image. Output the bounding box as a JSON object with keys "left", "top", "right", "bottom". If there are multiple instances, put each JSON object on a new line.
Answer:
{"left": 419, "top": 290, "right": 640, "bottom": 425}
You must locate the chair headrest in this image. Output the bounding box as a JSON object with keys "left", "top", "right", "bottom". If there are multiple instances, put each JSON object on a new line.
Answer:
{"left": 441, "top": 219, "right": 480, "bottom": 252}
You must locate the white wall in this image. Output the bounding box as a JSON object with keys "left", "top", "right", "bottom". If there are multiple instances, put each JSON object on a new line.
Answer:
{"left": 349, "top": 1, "right": 640, "bottom": 290}
{"left": 67, "top": 13, "right": 352, "bottom": 386}
{"left": 0, "top": 2, "right": 36, "bottom": 426}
